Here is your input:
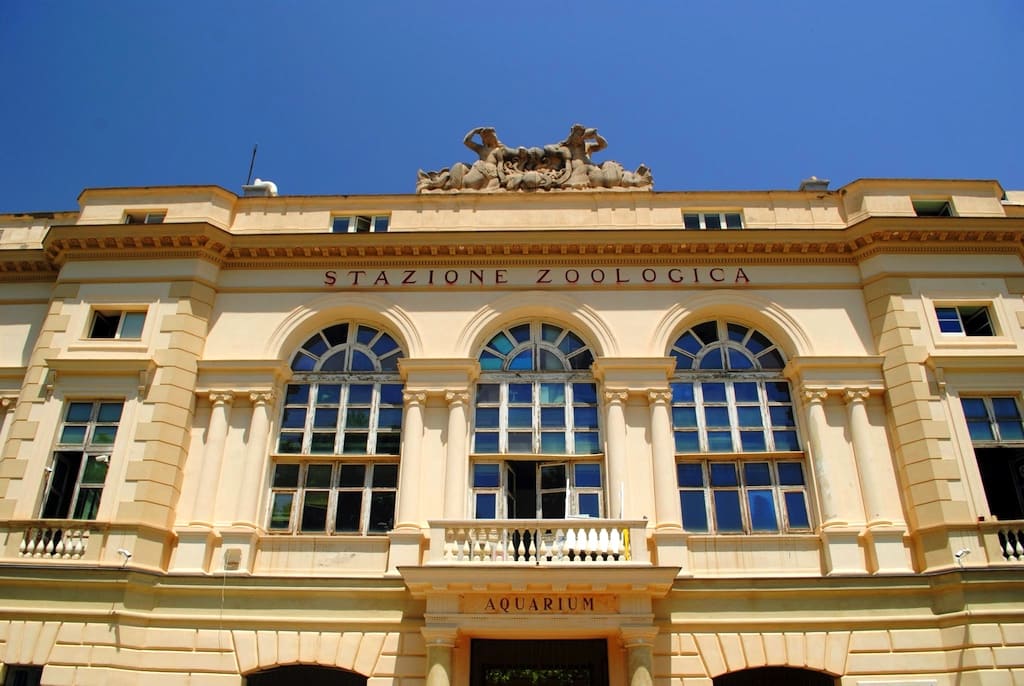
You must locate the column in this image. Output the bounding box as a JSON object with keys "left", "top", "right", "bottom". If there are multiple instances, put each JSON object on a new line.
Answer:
{"left": 191, "top": 392, "right": 234, "bottom": 526}
{"left": 621, "top": 627, "right": 657, "bottom": 686}
{"left": 234, "top": 391, "right": 275, "bottom": 526}
{"left": 649, "top": 390, "right": 682, "bottom": 530}
{"left": 801, "top": 388, "right": 844, "bottom": 526}
{"left": 422, "top": 627, "right": 457, "bottom": 686}
{"left": 0, "top": 398, "right": 15, "bottom": 457}
{"left": 395, "top": 390, "right": 426, "bottom": 530}
{"left": 443, "top": 390, "right": 470, "bottom": 519}
{"left": 844, "top": 388, "right": 890, "bottom": 526}
{"left": 604, "top": 390, "right": 629, "bottom": 518}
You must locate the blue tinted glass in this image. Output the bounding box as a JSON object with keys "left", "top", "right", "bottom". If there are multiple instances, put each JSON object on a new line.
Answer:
{"left": 371, "top": 334, "right": 398, "bottom": 357}
{"left": 569, "top": 350, "right": 594, "bottom": 370}
{"left": 674, "top": 331, "right": 703, "bottom": 354}
{"left": 769, "top": 405, "right": 795, "bottom": 427}
{"left": 728, "top": 349, "right": 754, "bottom": 370}
{"left": 746, "top": 331, "right": 772, "bottom": 354}
{"left": 727, "top": 323, "right": 748, "bottom": 342}
{"left": 758, "top": 349, "right": 785, "bottom": 369}
{"left": 705, "top": 407, "right": 730, "bottom": 427}
{"left": 998, "top": 420, "right": 1024, "bottom": 440}
{"left": 777, "top": 462, "right": 805, "bottom": 485}
{"left": 379, "top": 384, "right": 403, "bottom": 404}
{"left": 765, "top": 383, "right": 791, "bottom": 402}
{"left": 967, "top": 421, "right": 995, "bottom": 441}
{"left": 540, "top": 349, "right": 565, "bottom": 370}
{"left": 574, "top": 432, "right": 601, "bottom": 454}
{"left": 317, "top": 385, "right": 342, "bottom": 403}
{"left": 97, "top": 402, "right": 123, "bottom": 423}
{"left": 356, "top": 326, "right": 376, "bottom": 345}
{"left": 740, "top": 432, "right": 767, "bottom": 451}
{"left": 541, "top": 407, "right": 565, "bottom": 427}
{"left": 509, "top": 349, "right": 533, "bottom": 370}
{"left": 578, "top": 493, "right": 600, "bottom": 518}
{"left": 573, "top": 406, "right": 598, "bottom": 429}
{"left": 672, "top": 383, "right": 694, "bottom": 403}
{"left": 785, "top": 492, "right": 810, "bottom": 529}
{"left": 480, "top": 351, "right": 503, "bottom": 370}
{"left": 63, "top": 402, "right": 91, "bottom": 422}
{"left": 60, "top": 425, "right": 86, "bottom": 444}
{"left": 489, "top": 332, "right": 515, "bottom": 354}
{"left": 509, "top": 384, "right": 532, "bottom": 403}
{"left": 710, "top": 462, "right": 738, "bottom": 486}
{"left": 676, "top": 463, "right": 704, "bottom": 487}
{"left": 378, "top": 408, "right": 403, "bottom": 429}
{"left": 748, "top": 490, "right": 779, "bottom": 531}
{"left": 699, "top": 349, "right": 724, "bottom": 369}
{"left": 671, "top": 349, "right": 693, "bottom": 370}
{"left": 350, "top": 351, "right": 374, "bottom": 371}
{"left": 772, "top": 430, "right": 801, "bottom": 451}
{"left": 302, "top": 333, "right": 329, "bottom": 357}
{"left": 508, "top": 432, "right": 533, "bottom": 452}
{"left": 708, "top": 432, "right": 734, "bottom": 452}
{"left": 573, "top": 383, "right": 597, "bottom": 404}
{"left": 475, "top": 432, "right": 499, "bottom": 453}
{"left": 936, "top": 307, "right": 962, "bottom": 333}
{"left": 474, "top": 463, "right": 500, "bottom": 487}
{"left": 476, "top": 384, "right": 500, "bottom": 403}
{"left": 286, "top": 384, "right": 309, "bottom": 405}
{"left": 672, "top": 407, "right": 698, "bottom": 428}
{"left": 575, "top": 463, "right": 602, "bottom": 487}
{"left": 680, "top": 492, "right": 709, "bottom": 532}
{"left": 541, "top": 323, "right": 562, "bottom": 342}
{"left": 476, "top": 493, "right": 497, "bottom": 519}
{"left": 992, "top": 397, "right": 1021, "bottom": 419}
{"left": 743, "top": 462, "right": 772, "bottom": 486}
{"left": 737, "top": 406, "right": 763, "bottom": 427}
{"left": 960, "top": 398, "right": 988, "bottom": 419}
{"left": 541, "top": 433, "right": 567, "bottom": 453}
{"left": 314, "top": 408, "right": 338, "bottom": 428}
{"left": 509, "top": 323, "right": 531, "bottom": 342}
{"left": 702, "top": 383, "right": 726, "bottom": 403}
{"left": 508, "top": 407, "right": 533, "bottom": 428}
{"left": 347, "top": 408, "right": 370, "bottom": 430}
{"left": 90, "top": 426, "right": 118, "bottom": 445}
{"left": 277, "top": 433, "right": 302, "bottom": 453}
{"left": 291, "top": 352, "right": 317, "bottom": 372}
{"left": 734, "top": 382, "right": 759, "bottom": 403}
{"left": 713, "top": 491, "right": 743, "bottom": 532}
{"left": 476, "top": 407, "right": 499, "bottom": 428}
{"left": 540, "top": 383, "right": 565, "bottom": 403}
{"left": 675, "top": 431, "right": 700, "bottom": 452}
{"left": 559, "top": 332, "right": 585, "bottom": 354}
{"left": 348, "top": 385, "right": 372, "bottom": 404}
{"left": 281, "top": 407, "right": 307, "bottom": 429}
{"left": 319, "top": 351, "right": 347, "bottom": 371}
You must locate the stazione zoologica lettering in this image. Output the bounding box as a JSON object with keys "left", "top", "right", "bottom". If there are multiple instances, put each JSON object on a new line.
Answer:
{"left": 322, "top": 266, "right": 752, "bottom": 288}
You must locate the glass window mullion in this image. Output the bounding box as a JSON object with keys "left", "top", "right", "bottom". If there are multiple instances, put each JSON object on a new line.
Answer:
{"left": 757, "top": 380, "right": 774, "bottom": 451}
{"left": 694, "top": 382, "right": 709, "bottom": 452}
{"left": 533, "top": 381, "right": 541, "bottom": 454}
{"left": 725, "top": 381, "right": 742, "bottom": 452}
{"left": 367, "top": 382, "right": 379, "bottom": 454}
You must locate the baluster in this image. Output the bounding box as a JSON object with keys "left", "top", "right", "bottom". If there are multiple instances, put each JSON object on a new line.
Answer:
{"left": 585, "top": 528, "right": 598, "bottom": 562}
{"left": 609, "top": 528, "right": 622, "bottom": 558}
{"left": 565, "top": 528, "right": 577, "bottom": 561}
{"left": 527, "top": 530, "right": 537, "bottom": 562}
{"left": 461, "top": 533, "right": 472, "bottom": 561}
{"left": 70, "top": 531, "right": 84, "bottom": 559}
{"left": 54, "top": 534, "right": 67, "bottom": 559}
{"left": 537, "top": 530, "right": 550, "bottom": 562}
{"left": 1011, "top": 530, "right": 1023, "bottom": 560}
{"left": 44, "top": 529, "right": 58, "bottom": 558}
{"left": 19, "top": 529, "right": 32, "bottom": 556}
{"left": 598, "top": 528, "right": 610, "bottom": 559}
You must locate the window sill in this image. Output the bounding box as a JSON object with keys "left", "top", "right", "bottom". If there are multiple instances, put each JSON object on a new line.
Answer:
{"left": 67, "top": 341, "right": 149, "bottom": 354}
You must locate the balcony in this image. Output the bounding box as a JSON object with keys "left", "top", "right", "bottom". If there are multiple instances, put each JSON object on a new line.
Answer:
{"left": 425, "top": 519, "right": 650, "bottom": 565}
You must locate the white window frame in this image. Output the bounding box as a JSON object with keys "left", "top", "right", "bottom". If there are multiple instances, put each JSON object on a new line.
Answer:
{"left": 471, "top": 459, "right": 604, "bottom": 519}
{"left": 935, "top": 304, "right": 995, "bottom": 337}
{"left": 682, "top": 211, "right": 743, "bottom": 230}
{"left": 41, "top": 400, "right": 123, "bottom": 520}
{"left": 87, "top": 309, "right": 147, "bottom": 340}
{"left": 277, "top": 379, "right": 403, "bottom": 455}
{"left": 268, "top": 460, "right": 398, "bottom": 535}
{"left": 124, "top": 211, "right": 166, "bottom": 224}
{"left": 331, "top": 214, "right": 390, "bottom": 233}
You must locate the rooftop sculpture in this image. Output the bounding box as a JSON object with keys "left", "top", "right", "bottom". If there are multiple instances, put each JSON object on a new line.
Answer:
{"left": 416, "top": 124, "right": 652, "bottom": 193}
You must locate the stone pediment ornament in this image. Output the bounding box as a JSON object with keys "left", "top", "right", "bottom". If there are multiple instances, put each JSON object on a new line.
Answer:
{"left": 416, "top": 124, "right": 653, "bottom": 193}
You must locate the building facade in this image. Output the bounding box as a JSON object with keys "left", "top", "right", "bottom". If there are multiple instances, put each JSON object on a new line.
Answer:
{"left": 0, "top": 158, "right": 1023, "bottom": 685}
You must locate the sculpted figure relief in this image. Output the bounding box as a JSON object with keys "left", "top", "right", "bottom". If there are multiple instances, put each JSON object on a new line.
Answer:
{"left": 416, "top": 124, "right": 652, "bottom": 193}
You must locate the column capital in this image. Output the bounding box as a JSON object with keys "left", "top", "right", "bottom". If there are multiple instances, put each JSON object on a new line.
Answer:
{"left": 249, "top": 390, "right": 276, "bottom": 406}
{"left": 421, "top": 625, "right": 458, "bottom": 648}
{"left": 647, "top": 389, "right": 673, "bottom": 406}
{"left": 619, "top": 625, "right": 658, "bottom": 648}
{"left": 843, "top": 388, "right": 872, "bottom": 404}
{"left": 801, "top": 387, "right": 829, "bottom": 403}
{"left": 0, "top": 396, "right": 15, "bottom": 411}
{"left": 445, "top": 390, "right": 470, "bottom": 407}
{"left": 604, "top": 389, "right": 630, "bottom": 405}
{"left": 209, "top": 391, "right": 235, "bottom": 406}
{"left": 404, "top": 390, "right": 428, "bottom": 405}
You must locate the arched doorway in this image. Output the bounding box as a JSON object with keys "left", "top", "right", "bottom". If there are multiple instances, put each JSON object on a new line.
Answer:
{"left": 714, "top": 666, "right": 836, "bottom": 686}
{"left": 246, "top": 665, "right": 367, "bottom": 686}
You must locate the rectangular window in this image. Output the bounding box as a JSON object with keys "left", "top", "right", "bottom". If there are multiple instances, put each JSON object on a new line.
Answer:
{"left": 473, "top": 381, "right": 600, "bottom": 455}
{"left": 677, "top": 459, "right": 811, "bottom": 533}
{"left": 960, "top": 396, "right": 1024, "bottom": 520}
{"left": 472, "top": 460, "right": 603, "bottom": 519}
{"left": 88, "top": 310, "right": 146, "bottom": 339}
{"left": 3, "top": 665, "right": 42, "bottom": 686}
{"left": 331, "top": 214, "right": 389, "bottom": 233}
{"left": 277, "top": 382, "right": 402, "bottom": 455}
{"left": 124, "top": 211, "right": 166, "bottom": 224}
{"left": 913, "top": 199, "right": 953, "bottom": 217}
{"left": 670, "top": 380, "right": 799, "bottom": 453}
{"left": 41, "top": 401, "right": 123, "bottom": 520}
{"left": 268, "top": 460, "right": 397, "bottom": 534}
{"left": 682, "top": 212, "right": 743, "bottom": 230}
{"left": 935, "top": 305, "right": 994, "bottom": 336}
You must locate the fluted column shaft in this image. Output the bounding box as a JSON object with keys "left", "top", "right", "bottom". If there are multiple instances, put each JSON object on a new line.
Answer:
{"left": 235, "top": 391, "right": 275, "bottom": 526}
{"left": 604, "top": 390, "right": 629, "bottom": 519}
{"left": 649, "top": 389, "right": 682, "bottom": 529}
{"left": 395, "top": 391, "right": 426, "bottom": 530}
{"left": 844, "top": 389, "right": 891, "bottom": 526}
{"left": 192, "top": 392, "right": 234, "bottom": 526}
{"left": 443, "top": 391, "right": 470, "bottom": 519}
{"left": 802, "top": 389, "right": 843, "bottom": 526}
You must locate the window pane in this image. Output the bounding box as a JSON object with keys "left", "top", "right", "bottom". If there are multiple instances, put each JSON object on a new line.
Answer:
{"left": 509, "top": 323, "right": 531, "bottom": 342}
{"left": 704, "top": 214, "right": 722, "bottom": 229}
{"left": 278, "top": 433, "right": 303, "bottom": 453}
{"left": 269, "top": 493, "right": 293, "bottom": 529}
{"left": 81, "top": 456, "right": 109, "bottom": 483}
{"left": 317, "top": 384, "right": 342, "bottom": 403}
{"left": 120, "top": 312, "right": 146, "bottom": 338}
{"left": 713, "top": 490, "right": 743, "bottom": 532}
{"left": 541, "top": 433, "right": 567, "bottom": 453}
{"left": 725, "top": 213, "right": 743, "bottom": 229}
{"left": 489, "top": 332, "right": 515, "bottom": 354}
{"left": 509, "top": 350, "right": 533, "bottom": 370}
{"left": 743, "top": 462, "right": 772, "bottom": 486}
{"left": 335, "top": 491, "right": 363, "bottom": 532}
{"left": 573, "top": 383, "right": 597, "bottom": 404}
{"left": 758, "top": 349, "right": 785, "bottom": 369}
{"left": 542, "top": 492, "right": 566, "bottom": 518}
{"left": 310, "top": 432, "right": 335, "bottom": 453}
{"left": 373, "top": 463, "right": 398, "bottom": 487}
{"left": 702, "top": 383, "right": 726, "bottom": 403}
{"left": 508, "top": 384, "right": 532, "bottom": 403}
{"left": 769, "top": 405, "right": 795, "bottom": 427}
{"left": 747, "top": 490, "right": 779, "bottom": 531}
{"left": 541, "top": 464, "right": 566, "bottom": 489}
{"left": 680, "top": 492, "right": 708, "bottom": 532}
{"left": 674, "top": 431, "right": 700, "bottom": 452}
{"left": 476, "top": 407, "right": 499, "bottom": 428}
{"left": 475, "top": 432, "right": 499, "bottom": 453}
{"left": 672, "top": 406, "right": 698, "bottom": 428}
{"left": 539, "top": 383, "right": 565, "bottom": 404}
{"left": 710, "top": 462, "right": 738, "bottom": 487}
{"left": 727, "top": 348, "right": 754, "bottom": 370}
{"left": 672, "top": 383, "right": 694, "bottom": 403}
{"left": 59, "top": 425, "right": 87, "bottom": 445}
{"left": 285, "top": 384, "right": 310, "bottom": 405}
{"left": 739, "top": 431, "right": 767, "bottom": 451}
{"left": 936, "top": 307, "right": 962, "bottom": 333}
{"left": 368, "top": 492, "right": 396, "bottom": 532}
{"left": 282, "top": 407, "right": 307, "bottom": 429}
{"left": 474, "top": 463, "right": 501, "bottom": 488}
{"left": 300, "top": 492, "right": 328, "bottom": 532}
{"left": 998, "top": 420, "right": 1024, "bottom": 441}
{"left": 477, "top": 384, "right": 500, "bottom": 403}
{"left": 574, "top": 432, "right": 601, "bottom": 454}
{"left": 306, "top": 464, "right": 332, "bottom": 487}
{"left": 343, "top": 433, "right": 369, "bottom": 453}
{"left": 480, "top": 351, "right": 503, "bottom": 370}
{"left": 348, "top": 385, "right": 372, "bottom": 404}
{"left": 683, "top": 213, "right": 701, "bottom": 229}
{"left": 377, "top": 408, "right": 403, "bottom": 430}
{"left": 508, "top": 407, "right": 533, "bottom": 428}
{"left": 772, "top": 430, "right": 800, "bottom": 451}
{"left": 273, "top": 464, "right": 300, "bottom": 487}
{"left": 379, "top": 384, "right": 403, "bottom": 404}
{"left": 97, "top": 402, "right": 124, "bottom": 423}
{"left": 699, "top": 348, "right": 724, "bottom": 369}
{"left": 346, "top": 408, "right": 370, "bottom": 429}
{"left": 573, "top": 406, "right": 598, "bottom": 429}
{"left": 476, "top": 493, "right": 497, "bottom": 519}
{"left": 677, "top": 463, "right": 704, "bottom": 487}
{"left": 337, "top": 464, "right": 366, "bottom": 487}
{"left": 704, "top": 407, "right": 730, "bottom": 428}
{"left": 66, "top": 403, "right": 93, "bottom": 422}
{"left": 314, "top": 408, "right": 338, "bottom": 428}
{"left": 737, "top": 406, "right": 764, "bottom": 427}
{"left": 707, "top": 432, "right": 733, "bottom": 452}
{"left": 376, "top": 432, "right": 400, "bottom": 454}
{"left": 577, "top": 493, "right": 600, "bottom": 518}
{"left": 540, "top": 349, "right": 565, "bottom": 370}
{"left": 322, "top": 323, "right": 349, "bottom": 346}
{"left": 967, "top": 421, "right": 995, "bottom": 442}
{"left": 575, "top": 463, "right": 602, "bottom": 487}
{"left": 765, "top": 382, "right": 791, "bottom": 402}
{"left": 992, "top": 397, "right": 1021, "bottom": 419}
{"left": 784, "top": 491, "right": 810, "bottom": 529}
{"left": 777, "top": 462, "right": 805, "bottom": 486}
{"left": 508, "top": 432, "right": 532, "bottom": 452}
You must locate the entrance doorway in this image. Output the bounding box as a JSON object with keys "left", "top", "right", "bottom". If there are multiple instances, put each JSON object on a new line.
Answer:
{"left": 714, "top": 667, "right": 836, "bottom": 686}
{"left": 471, "top": 639, "right": 609, "bottom": 686}
{"left": 246, "top": 665, "right": 367, "bottom": 686}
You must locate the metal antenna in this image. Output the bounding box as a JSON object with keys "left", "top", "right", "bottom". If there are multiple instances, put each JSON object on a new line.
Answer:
{"left": 245, "top": 144, "right": 258, "bottom": 185}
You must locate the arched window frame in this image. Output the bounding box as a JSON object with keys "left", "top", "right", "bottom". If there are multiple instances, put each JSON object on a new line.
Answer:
{"left": 471, "top": 321, "right": 603, "bottom": 520}
{"left": 669, "top": 320, "right": 811, "bottom": 535}
{"left": 270, "top": 323, "right": 404, "bottom": 536}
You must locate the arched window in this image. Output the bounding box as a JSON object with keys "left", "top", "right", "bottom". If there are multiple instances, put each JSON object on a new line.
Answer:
{"left": 669, "top": 320, "right": 811, "bottom": 534}
{"left": 270, "top": 323, "right": 403, "bottom": 535}
{"left": 471, "top": 322, "right": 601, "bottom": 520}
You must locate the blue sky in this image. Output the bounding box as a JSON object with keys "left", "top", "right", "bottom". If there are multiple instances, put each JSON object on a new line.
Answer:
{"left": 1, "top": 2, "right": 1022, "bottom": 213}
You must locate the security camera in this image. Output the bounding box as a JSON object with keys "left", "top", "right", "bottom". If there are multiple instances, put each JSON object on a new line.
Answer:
{"left": 117, "top": 548, "right": 133, "bottom": 566}
{"left": 954, "top": 548, "right": 970, "bottom": 567}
